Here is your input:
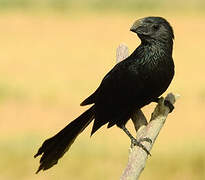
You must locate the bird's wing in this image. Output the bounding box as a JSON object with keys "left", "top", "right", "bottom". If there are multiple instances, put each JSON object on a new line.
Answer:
{"left": 95, "top": 60, "right": 145, "bottom": 109}
{"left": 81, "top": 59, "right": 145, "bottom": 106}
{"left": 89, "top": 59, "right": 148, "bottom": 134}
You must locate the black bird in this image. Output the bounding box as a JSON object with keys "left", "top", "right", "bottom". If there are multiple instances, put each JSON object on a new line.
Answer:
{"left": 34, "top": 16, "right": 175, "bottom": 173}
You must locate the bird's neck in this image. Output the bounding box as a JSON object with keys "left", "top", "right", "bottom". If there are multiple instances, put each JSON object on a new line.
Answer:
{"left": 144, "top": 38, "right": 173, "bottom": 54}
{"left": 133, "top": 38, "right": 173, "bottom": 63}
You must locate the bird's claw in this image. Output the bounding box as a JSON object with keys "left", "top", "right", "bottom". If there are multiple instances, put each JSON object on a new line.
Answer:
{"left": 139, "top": 137, "right": 152, "bottom": 144}
{"left": 131, "top": 137, "right": 151, "bottom": 156}
{"left": 164, "top": 99, "right": 174, "bottom": 113}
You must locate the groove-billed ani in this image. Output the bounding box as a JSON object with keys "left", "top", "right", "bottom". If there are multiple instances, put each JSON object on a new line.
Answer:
{"left": 34, "top": 16, "right": 175, "bottom": 173}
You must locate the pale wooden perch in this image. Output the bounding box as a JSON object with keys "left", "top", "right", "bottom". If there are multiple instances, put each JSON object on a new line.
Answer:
{"left": 115, "top": 44, "right": 179, "bottom": 180}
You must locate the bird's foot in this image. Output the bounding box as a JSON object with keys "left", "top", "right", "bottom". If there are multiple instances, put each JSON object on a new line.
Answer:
{"left": 164, "top": 99, "right": 174, "bottom": 113}
{"left": 139, "top": 137, "right": 152, "bottom": 144}
{"left": 121, "top": 125, "right": 152, "bottom": 155}
{"left": 131, "top": 137, "right": 152, "bottom": 156}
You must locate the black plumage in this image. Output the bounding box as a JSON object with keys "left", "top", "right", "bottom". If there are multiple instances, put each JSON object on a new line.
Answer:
{"left": 34, "top": 16, "right": 175, "bottom": 173}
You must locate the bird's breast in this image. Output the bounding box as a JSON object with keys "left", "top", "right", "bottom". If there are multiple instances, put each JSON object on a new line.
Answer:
{"left": 138, "top": 57, "right": 174, "bottom": 99}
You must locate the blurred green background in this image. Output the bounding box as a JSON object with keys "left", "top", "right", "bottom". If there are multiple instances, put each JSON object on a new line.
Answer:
{"left": 1, "top": 0, "right": 205, "bottom": 179}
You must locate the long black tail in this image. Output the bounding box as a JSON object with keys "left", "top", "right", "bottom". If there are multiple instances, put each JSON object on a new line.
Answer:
{"left": 34, "top": 105, "right": 95, "bottom": 173}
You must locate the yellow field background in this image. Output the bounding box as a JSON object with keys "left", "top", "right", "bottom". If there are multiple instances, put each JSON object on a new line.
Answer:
{"left": 0, "top": 4, "right": 205, "bottom": 180}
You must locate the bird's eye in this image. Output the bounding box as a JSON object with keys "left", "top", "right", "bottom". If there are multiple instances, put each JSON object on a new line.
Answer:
{"left": 152, "top": 24, "right": 160, "bottom": 31}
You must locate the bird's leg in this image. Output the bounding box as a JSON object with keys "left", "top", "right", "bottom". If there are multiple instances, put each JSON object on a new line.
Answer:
{"left": 152, "top": 97, "right": 174, "bottom": 113}
{"left": 121, "top": 125, "right": 151, "bottom": 156}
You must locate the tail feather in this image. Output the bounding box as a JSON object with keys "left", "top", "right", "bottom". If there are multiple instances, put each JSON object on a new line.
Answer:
{"left": 34, "top": 105, "right": 95, "bottom": 173}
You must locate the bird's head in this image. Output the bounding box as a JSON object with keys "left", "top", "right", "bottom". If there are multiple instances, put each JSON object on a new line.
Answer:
{"left": 130, "top": 16, "right": 174, "bottom": 44}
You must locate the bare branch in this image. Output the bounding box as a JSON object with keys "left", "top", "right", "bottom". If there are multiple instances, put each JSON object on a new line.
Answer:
{"left": 116, "top": 44, "right": 179, "bottom": 180}
{"left": 116, "top": 43, "right": 129, "bottom": 63}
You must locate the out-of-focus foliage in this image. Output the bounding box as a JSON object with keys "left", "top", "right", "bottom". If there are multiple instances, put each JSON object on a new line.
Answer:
{"left": 0, "top": 0, "right": 204, "bottom": 12}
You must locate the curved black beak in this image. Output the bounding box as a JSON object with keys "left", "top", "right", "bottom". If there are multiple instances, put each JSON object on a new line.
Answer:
{"left": 130, "top": 18, "right": 144, "bottom": 33}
